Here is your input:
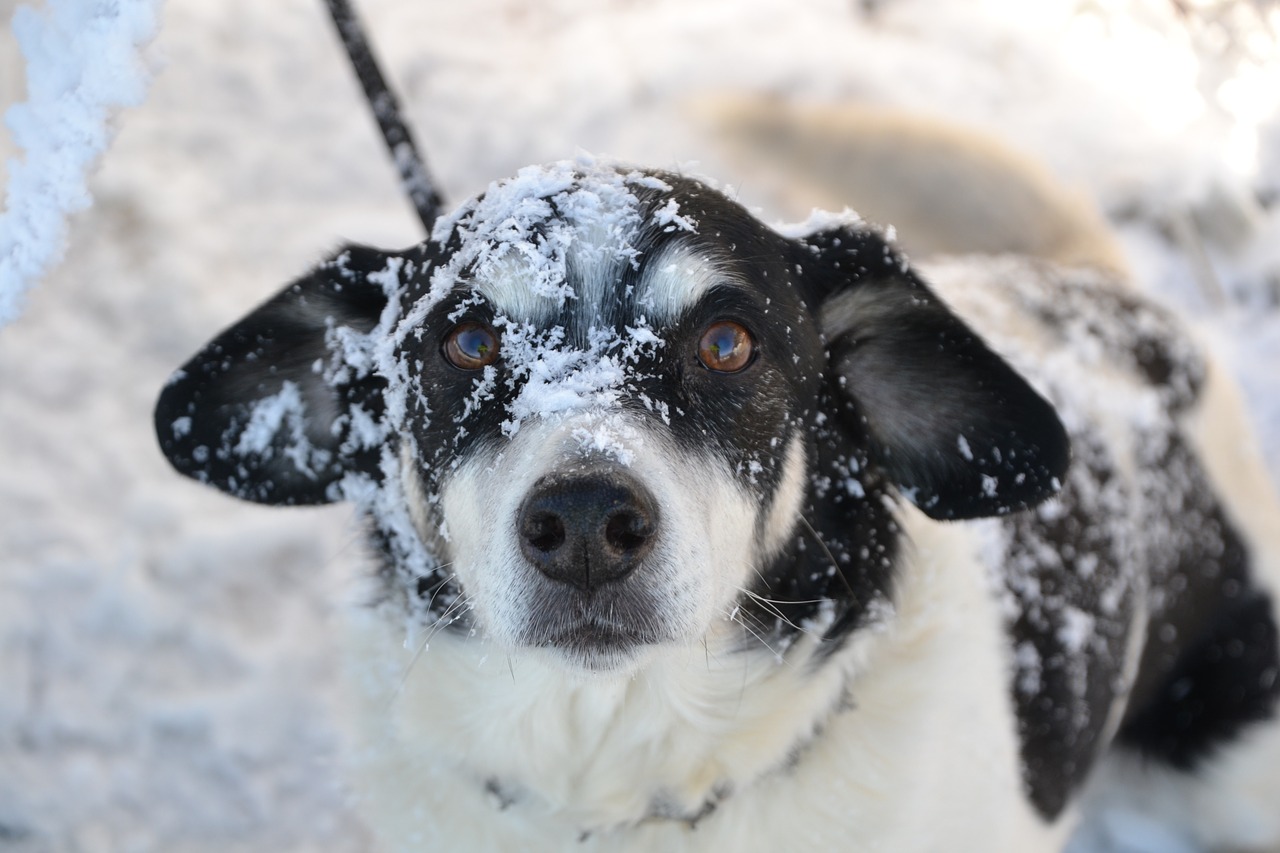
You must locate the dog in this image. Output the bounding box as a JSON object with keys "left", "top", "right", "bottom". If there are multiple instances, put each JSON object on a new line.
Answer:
{"left": 154, "top": 118, "right": 1280, "bottom": 851}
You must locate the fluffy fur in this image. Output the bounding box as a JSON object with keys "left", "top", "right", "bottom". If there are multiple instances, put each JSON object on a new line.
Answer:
{"left": 155, "top": 111, "right": 1280, "bottom": 852}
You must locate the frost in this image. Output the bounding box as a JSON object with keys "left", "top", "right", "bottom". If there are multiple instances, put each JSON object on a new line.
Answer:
{"left": 571, "top": 419, "right": 637, "bottom": 466}
{"left": 233, "top": 382, "right": 330, "bottom": 477}
{"left": 422, "top": 157, "right": 651, "bottom": 314}
{"left": 652, "top": 198, "right": 697, "bottom": 233}
{"left": 1058, "top": 607, "right": 1096, "bottom": 654}
{"left": 623, "top": 171, "right": 673, "bottom": 192}
{"left": 771, "top": 207, "right": 864, "bottom": 241}
{"left": 1015, "top": 641, "right": 1042, "bottom": 695}
{"left": 0, "top": 0, "right": 161, "bottom": 326}
{"left": 492, "top": 315, "right": 665, "bottom": 440}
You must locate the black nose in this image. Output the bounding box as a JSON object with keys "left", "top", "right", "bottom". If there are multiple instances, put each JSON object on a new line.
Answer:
{"left": 517, "top": 472, "right": 659, "bottom": 590}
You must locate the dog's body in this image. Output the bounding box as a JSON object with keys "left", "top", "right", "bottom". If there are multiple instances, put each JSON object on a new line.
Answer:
{"left": 156, "top": 112, "right": 1280, "bottom": 852}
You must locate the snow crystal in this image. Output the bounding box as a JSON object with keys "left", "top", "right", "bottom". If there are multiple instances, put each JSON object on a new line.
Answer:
{"left": 235, "top": 383, "right": 304, "bottom": 457}
{"left": 652, "top": 197, "right": 697, "bottom": 233}
{"left": 1015, "top": 641, "right": 1043, "bottom": 695}
{"left": 771, "top": 207, "right": 864, "bottom": 240}
{"left": 980, "top": 473, "right": 999, "bottom": 498}
{"left": 233, "top": 382, "right": 331, "bottom": 477}
{"left": 422, "top": 157, "right": 650, "bottom": 316}
{"left": 571, "top": 420, "right": 637, "bottom": 466}
{"left": 0, "top": 0, "right": 160, "bottom": 326}
{"left": 492, "top": 315, "right": 665, "bottom": 440}
{"left": 623, "top": 171, "right": 673, "bottom": 192}
{"left": 1058, "top": 606, "right": 1097, "bottom": 655}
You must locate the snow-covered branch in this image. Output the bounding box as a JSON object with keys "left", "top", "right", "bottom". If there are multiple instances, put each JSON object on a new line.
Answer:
{"left": 0, "top": 0, "right": 162, "bottom": 327}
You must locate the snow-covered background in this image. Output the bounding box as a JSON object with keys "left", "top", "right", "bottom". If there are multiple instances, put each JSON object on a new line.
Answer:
{"left": 1, "top": 0, "right": 1278, "bottom": 849}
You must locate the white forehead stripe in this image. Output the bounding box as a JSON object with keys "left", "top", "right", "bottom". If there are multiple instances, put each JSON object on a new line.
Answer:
{"left": 634, "top": 241, "right": 740, "bottom": 323}
{"left": 420, "top": 159, "right": 743, "bottom": 328}
{"left": 427, "top": 159, "right": 657, "bottom": 323}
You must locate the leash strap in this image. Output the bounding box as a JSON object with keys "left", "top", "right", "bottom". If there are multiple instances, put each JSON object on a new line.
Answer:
{"left": 322, "top": 0, "right": 444, "bottom": 235}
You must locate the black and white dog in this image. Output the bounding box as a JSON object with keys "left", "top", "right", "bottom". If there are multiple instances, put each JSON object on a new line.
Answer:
{"left": 155, "top": 148, "right": 1280, "bottom": 851}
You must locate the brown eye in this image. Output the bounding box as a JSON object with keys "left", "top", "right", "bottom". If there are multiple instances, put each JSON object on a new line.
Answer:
{"left": 443, "top": 322, "right": 500, "bottom": 370}
{"left": 697, "top": 321, "right": 755, "bottom": 373}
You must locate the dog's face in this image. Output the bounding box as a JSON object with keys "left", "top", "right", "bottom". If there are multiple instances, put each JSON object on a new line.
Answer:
{"left": 155, "top": 160, "right": 1069, "bottom": 672}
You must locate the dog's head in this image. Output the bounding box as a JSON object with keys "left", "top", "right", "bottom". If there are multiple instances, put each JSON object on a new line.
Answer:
{"left": 155, "top": 160, "right": 1068, "bottom": 672}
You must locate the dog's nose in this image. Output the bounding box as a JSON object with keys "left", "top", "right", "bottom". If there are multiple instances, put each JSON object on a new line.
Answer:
{"left": 518, "top": 472, "right": 658, "bottom": 590}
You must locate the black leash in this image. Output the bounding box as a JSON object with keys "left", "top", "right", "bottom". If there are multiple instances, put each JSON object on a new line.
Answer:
{"left": 322, "top": 0, "right": 444, "bottom": 235}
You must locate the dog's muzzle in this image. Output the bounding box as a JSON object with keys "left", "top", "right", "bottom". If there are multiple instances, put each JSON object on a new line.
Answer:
{"left": 517, "top": 469, "right": 659, "bottom": 591}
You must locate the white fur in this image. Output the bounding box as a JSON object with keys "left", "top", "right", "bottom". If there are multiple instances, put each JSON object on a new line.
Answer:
{"left": 637, "top": 241, "right": 743, "bottom": 322}
{"left": 435, "top": 410, "right": 763, "bottom": 666}
{"left": 339, "top": 502, "right": 1068, "bottom": 852}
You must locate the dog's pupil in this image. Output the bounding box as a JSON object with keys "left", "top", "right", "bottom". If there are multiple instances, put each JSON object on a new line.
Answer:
{"left": 460, "top": 329, "right": 489, "bottom": 357}
{"left": 445, "top": 322, "right": 499, "bottom": 369}
{"left": 699, "top": 321, "right": 753, "bottom": 372}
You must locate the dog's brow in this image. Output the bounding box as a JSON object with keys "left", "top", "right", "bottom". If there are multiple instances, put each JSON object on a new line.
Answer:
{"left": 636, "top": 241, "right": 744, "bottom": 323}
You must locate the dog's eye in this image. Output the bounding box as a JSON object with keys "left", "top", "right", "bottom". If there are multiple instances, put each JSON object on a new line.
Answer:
{"left": 697, "top": 321, "right": 755, "bottom": 373}
{"left": 443, "top": 322, "right": 500, "bottom": 370}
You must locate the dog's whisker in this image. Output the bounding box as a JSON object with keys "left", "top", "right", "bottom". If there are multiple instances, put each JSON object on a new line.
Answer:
{"left": 745, "top": 566, "right": 831, "bottom": 610}
{"left": 387, "top": 591, "right": 476, "bottom": 712}
{"left": 736, "top": 585, "right": 800, "bottom": 624}
{"left": 417, "top": 565, "right": 459, "bottom": 613}
{"left": 733, "top": 614, "right": 791, "bottom": 666}
{"left": 735, "top": 586, "right": 821, "bottom": 636}
{"left": 797, "top": 515, "right": 860, "bottom": 607}
{"left": 413, "top": 560, "right": 457, "bottom": 583}
{"left": 423, "top": 592, "right": 476, "bottom": 643}
{"left": 726, "top": 602, "right": 794, "bottom": 666}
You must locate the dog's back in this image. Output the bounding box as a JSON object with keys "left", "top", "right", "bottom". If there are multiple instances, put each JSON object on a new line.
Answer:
{"left": 701, "top": 97, "right": 1129, "bottom": 274}
{"left": 710, "top": 98, "right": 1280, "bottom": 851}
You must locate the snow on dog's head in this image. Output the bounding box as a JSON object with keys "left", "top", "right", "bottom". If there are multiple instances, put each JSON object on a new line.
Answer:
{"left": 155, "top": 157, "right": 1069, "bottom": 672}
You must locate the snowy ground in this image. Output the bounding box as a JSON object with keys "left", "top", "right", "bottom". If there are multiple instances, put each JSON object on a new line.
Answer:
{"left": 2, "top": 0, "right": 1278, "bottom": 850}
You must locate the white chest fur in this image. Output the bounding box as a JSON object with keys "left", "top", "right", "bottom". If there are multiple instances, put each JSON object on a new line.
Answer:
{"left": 338, "top": 506, "right": 1070, "bottom": 853}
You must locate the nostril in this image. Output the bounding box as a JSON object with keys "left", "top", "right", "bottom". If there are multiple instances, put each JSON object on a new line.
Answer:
{"left": 523, "top": 511, "right": 566, "bottom": 555}
{"left": 604, "top": 509, "right": 652, "bottom": 555}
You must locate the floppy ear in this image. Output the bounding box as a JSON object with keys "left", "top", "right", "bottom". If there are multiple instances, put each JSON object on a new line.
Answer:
{"left": 154, "top": 245, "right": 404, "bottom": 505}
{"left": 795, "top": 224, "right": 1069, "bottom": 520}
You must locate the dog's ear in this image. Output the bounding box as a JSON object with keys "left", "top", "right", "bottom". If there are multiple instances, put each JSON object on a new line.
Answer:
{"left": 794, "top": 224, "right": 1069, "bottom": 520}
{"left": 154, "top": 245, "right": 406, "bottom": 506}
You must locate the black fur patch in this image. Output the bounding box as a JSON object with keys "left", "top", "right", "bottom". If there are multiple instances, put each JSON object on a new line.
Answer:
{"left": 153, "top": 245, "right": 402, "bottom": 505}
{"left": 1119, "top": 592, "right": 1280, "bottom": 769}
{"left": 801, "top": 228, "right": 1070, "bottom": 521}
{"left": 988, "top": 267, "right": 1276, "bottom": 816}
{"left": 999, "top": 428, "right": 1137, "bottom": 819}
{"left": 1114, "top": 430, "right": 1280, "bottom": 770}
